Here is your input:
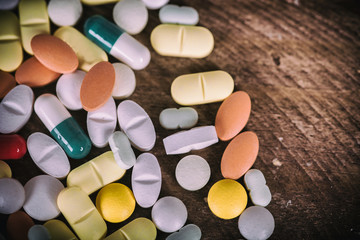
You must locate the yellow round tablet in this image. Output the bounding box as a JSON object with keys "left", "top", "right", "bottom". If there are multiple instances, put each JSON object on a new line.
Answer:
{"left": 96, "top": 183, "right": 135, "bottom": 223}
{"left": 207, "top": 179, "right": 247, "bottom": 219}
{"left": 0, "top": 160, "right": 11, "bottom": 178}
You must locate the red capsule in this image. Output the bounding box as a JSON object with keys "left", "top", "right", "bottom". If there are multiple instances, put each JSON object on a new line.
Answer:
{"left": 0, "top": 134, "right": 27, "bottom": 159}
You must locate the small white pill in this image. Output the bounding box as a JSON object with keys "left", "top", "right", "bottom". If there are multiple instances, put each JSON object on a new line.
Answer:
{"left": 132, "top": 153, "right": 162, "bottom": 208}
{"left": 27, "top": 132, "right": 70, "bottom": 179}
{"left": 152, "top": 196, "right": 187, "bottom": 233}
{"left": 112, "top": 63, "right": 136, "bottom": 99}
{"left": 166, "top": 224, "right": 202, "bottom": 240}
{"left": 109, "top": 131, "right": 136, "bottom": 170}
{"left": 48, "top": 0, "right": 82, "bottom": 26}
{"left": 159, "top": 107, "right": 198, "bottom": 130}
{"left": 56, "top": 70, "right": 86, "bottom": 111}
{"left": 28, "top": 225, "right": 51, "bottom": 240}
{"left": 0, "top": 178, "right": 25, "bottom": 214}
{"left": 163, "top": 126, "right": 218, "bottom": 155}
{"left": 159, "top": 4, "right": 199, "bottom": 25}
{"left": 238, "top": 206, "right": 275, "bottom": 240}
{"left": 244, "top": 169, "right": 272, "bottom": 207}
{"left": 87, "top": 97, "right": 117, "bottom": 148}
{"left": 23, "top": 175, "right": 64, "bottom": 221}
{"left": 142, "top": 0, "right": 168, "bottom": 9}
{"left": 113, "top": 0, "right": 148, "bottom": 35}
{"left": 0, "top": 85, "right": 33, "bottom": 134}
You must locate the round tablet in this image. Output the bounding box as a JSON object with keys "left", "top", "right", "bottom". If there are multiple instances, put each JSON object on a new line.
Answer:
{"left": 48, "top": 0, "right": 82, "bottom": 26}
{"left": 0, "top": 160, "right": 12, "bottom": 178}
{"left": 151, "top": 196, "right": 187, "bottom": 233}
{"left": 207, "top": 179, "right": 247, "bottom": 219}
{"left": 112, "top": 63, "right": 136, "bottom": 99}
{"left": 0, "top": 178, "right": 25, "bottom": 214}
{"left": 96, "top": 183, "right": 135, "bottom": 223}
{"left": 175, "top": 155, "right": 210, "bottom": 191}
{"left": 7, "top": 211, "right": 34, "bottom": 240}
{"left": 0, "top": 70, "right": 16, "bottom": 98}
{"left": 31, "top": 34, "right": 78, "bottom": 73}
{"left": 28, "top": 225, "right": 51, "bottom": 240}
{"left": 238, "top": 206, "right": 275, "bottom": 240}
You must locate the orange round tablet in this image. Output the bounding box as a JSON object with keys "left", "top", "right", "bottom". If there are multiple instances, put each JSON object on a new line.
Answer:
{"left": 215, "top": 91, "right": 251, "bottom": 141}
{"left": 31, "top": 34, "right": 78, "bottom": 73}
{"left": 221, "top": 131, "right": 259, "bottom": 180}
{"left": 0, "top": 71, "right": 16, "bottom": 98}
{"left": 7, "top": 211, "right": 34, "bottom": 240}
{"left": 80, "top": 61, "right": 115, "bottom": 111}
{"left": 15, "top": 57, "right": 61, "bottom": 87}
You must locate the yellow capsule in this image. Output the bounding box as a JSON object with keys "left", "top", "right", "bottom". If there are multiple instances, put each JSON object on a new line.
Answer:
{"left": 0, "top": 160, "right": 11, "bottom": 178}
{"left": 43, "top": 220, "right": 78, "bottom": 240}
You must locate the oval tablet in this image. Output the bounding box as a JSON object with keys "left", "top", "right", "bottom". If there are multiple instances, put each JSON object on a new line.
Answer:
{"left": 0, "top": 71, "right": 16, "bottom": 98}
{"left": 0, "top": 0, "right": 19, "bottom": 10}
{"left": 142, "top": 0, "right": 168, "bottom": 9}
{"left": 0, "top": 178, "right": 25, "bottom": 214}
{"left": 132, "top": 153, "right": 162, "bottom": 208}
{"left": 151, "top": 24, "right": 214, "bottom": 58}
{"left": 159, "top": 4, "right": 199, "bottom": 25}
{"left": 0, "top": 85, "right": 33, "bottom": 134}
{"left": 109, "top": 131, "right": 136, "bottom": 170}
{"left": 215, "top": 91, "right": 251, "bottom": 141}
{"left": 117, "top": 100, "right": 156, "bottom": 151}
{"left": 221, "top": 131, "right": 259, "bottom": 180}
{"left": 0, "top": 134, "right": 27, "bottom": 159}
{"left": 28, "top": 225, "right": 51, "bottom": 240}
{"left": 6, "top": 211, "right": 34, "bottom": 240}
{"left": 27, "top": 132, "right": 70, "bottom": 178}
{"left": 112, "top": 63, "right": 136, "bottom": 99}
{"left": 171, "top": 71, "right": 234, "bottom": 105}
{"left": 244, "top": 169, "right": 272, "bottom": 207}
{"left": 48, "top": 0, "right": 82, "bottom": 27}
{"left": 166, "top": 224, "right": 202, "bottom": 240}
{"left": 0, "top": 160, "right": 11, "bottom": 178}
{"left": 159, "top": 107, "right": 198, "bottom": 130}
{"left": 80, "top": 61, "right": 115, "bottom": 111}
{"left": 81, "top": 0, "right": 119, "bottom": 5}
{"left": 44, "top": 220, "right": 78, "bottom": 240}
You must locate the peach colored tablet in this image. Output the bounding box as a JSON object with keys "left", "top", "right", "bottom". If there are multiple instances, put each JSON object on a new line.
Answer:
{"left": 15, "top": 57, "right": 60, "bottom": 87}
{"left": 80, "top": 61, "right": 115, "bottom": 111}
{"left": 0, "top": 71, "right": 16, "bottom": 98}
{"left": 31, "top": 34, "right": 78, "bottom": 73}
{"left": 7, "top": 211, "right": 34, "bottom": 240}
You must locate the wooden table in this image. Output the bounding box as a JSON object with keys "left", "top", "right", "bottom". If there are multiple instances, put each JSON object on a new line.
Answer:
{"left": 1, "top": 0, "right": 360, "bottom": 239}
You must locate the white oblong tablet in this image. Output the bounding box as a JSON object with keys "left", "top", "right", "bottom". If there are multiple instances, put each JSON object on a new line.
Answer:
{"left": 0, "top": 85, "right": 33, "bottom": 134}
{"left": 0, "top": 178, "right": 25, "bottom": 214}
{"left": 159, "top": 107, "right": 198, "bottom": 130}
{"left": 109, "top": 131, "right": 136, "bottom": 170}
{"left": 87, "top": 97, "right": 117, "bottom": 148}
{"left": 163, "top": 126, "right": 218, "bottom": 155}
{"left": 152, "top": 196, "right": 187, "bottom": 233}
{"left": 159, "top": 4, "right": 199, "bottom": 25}
{"left": 112, "top": 63, "right": 136, "bottom": 99}
{"left": 23, "top": 175, "right": 64, "bottom": 221}
{"left": 27, "top": 132, "right": 70, "bottom": 179}
{"left": 56, "top": 70, "right": 86, "bottom": 111}
{"left": 142, "top": 0, "right": 168, "bottom": 9}
{"left": 244, "top": 169, "right": 272, "bottom": 207}
{"left": 28, "top": 225, "right": 51, "bottom": 240}
{"left": 132, "top": 153, "right": 161, "bottom": 208}
{"left": 117, "top": 100, "right": 156, "bottom": 151}
{"left": 48, "top": 0, "right": 82, "bottom": 26}
{"left": 175, "top": 155, "right": 210, "bottom": 191}
{"left": 166, "top": 224, "right": 202, "bottom": 240}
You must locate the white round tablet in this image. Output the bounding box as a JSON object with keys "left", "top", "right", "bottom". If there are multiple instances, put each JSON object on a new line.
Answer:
{"left": 112, "top": 63, "right": 136, "bottom": 99}
{"left": 142, "top": 0, "right": 168, "bottom": 9}
{"left": 175, "top": 155, "right": 210, "bottom": 191}
{"left": 48, "top": 0, "right": 82, "bottom": 26}
{"left": 151, "top": 196, "right": 187, "bottom": 233}
{"left": 28, "top": 225, "right": 51, "bottom": 240}
{"left": 0, "top": 178, "right": 25, "bottom": 214}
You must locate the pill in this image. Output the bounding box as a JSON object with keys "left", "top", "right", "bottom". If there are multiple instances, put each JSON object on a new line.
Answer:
{"left": 159, "top": 5, "right": 199, "bottom": 25}
{"left": 221, "top": 131, "right": 259, "bottom": 180}
{"left": 67, "top": 151, "right": 126, "bottom": 195}
{"left": 34, "top": 93, "right": 92, "bottom": 159}
{"left": 57, "top": 187, "right": 107, "bottom": 240}
{"left": 171, "top": 70, "right": 234, "bottom": 106}
{"left": 117, "top": 100, "right": 156, "bottom": 151}
{"left": 6, "top": 211, "right": 34, "bottom": 240}
{"left": 0, "top": 71, "right": 16, "bottom": 98}
{"left": 44, "top": 220, "right": 78, "bottom": 240}
{"left": 142, "top": 0, "right": 168, "bottom": 10}
{"left": 96, "top": 183, "right": 135, "bottom": 223}
{"left": 215, "top": 91, "right": 251, "bottom": 141}
{"left": 0, "top": 11, "right": 23, "bottom": 72}
{"left": 84, "top": 15, "right": 151, "bottom": 70}
{"left": 238, "top": 206, "right": 275, "bottom": 240}
{"left": 28, "top": 225, "right": 51, "bottom": 240}
{"left": 132, "top": 153, "right": 162, "bottom": 208}
{"left": 0, "top": 134, "right": 27, "bottom": 159}
{"left": 0, "top": 85, "right": 33, "bottom": 134}
{"left": 81, "top": 0, "right": 119, "bottom": 5}
{"left": 108, "top": 131, "right": 136, "bottom": 170}
{"left": 23, "top": 175, "right": 64, "bottom": 221}
{"left": 0, "top": 160, "right": 11, "bottom": 178}
{"left": 113, "top": 0, "right": 148, "bottom": 35}
{"left": 48, "top": 0, "right": 82, "bottom": 26}
{"left": 244, "top": 169, "right": 272, "bottom": 207}
{"left": 166, "top": 224, "right": 202, "bottom": 240}
{"left": 163, "top": 126, "right": 218, "bottom": 155}
{"left": 151, "top": 24, "right": 214, "bottom": 58}
{"left": 207, "top": 179, "right": 247, "bottom": 219}
{"left": 18, "top": 0, "right": 50, "bottom": 54}
{"left": 159, "top": 107, "right": 198, "bottom": 130}
{"left": 0, "top": 0, "right": 19, "bottom": 10}
{"left": 104, "top": 217, "right": 157, "bottom": 240}
{"left": 152, "top": 196, "right": 187, "bottom": 233}
{"left": 175, "top": 155, "right": 210, "bottom": 191}
{"left": 27, "top": 132, "right": 70, "bottom": 179}
{"left": 56, "top": 70, "right": 86, "bottom": 111}
{"left": 80, "top": 61, "right": 115, "bottom": 111}
{"left": 112, "top": 63, "right": 136, "bottom": 99}
{"left": 0, "top": 178, "right": 25, "bottom": 214}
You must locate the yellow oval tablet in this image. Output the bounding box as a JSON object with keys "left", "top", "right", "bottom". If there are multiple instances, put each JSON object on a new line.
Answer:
{"left": 44, "top": 220, "right": 78, "bottom": 240}
{"left": 171, "top": 70, "right": 234, "bottom": 105}
{"left": 151, "top": 24, "right": 214, "bottom": 58}
{"left": 96, "top": 183, "right": 135, "bottom": 223}
{"left": 0, "top": 160, "right": 12, "bottom": 178}
{"left": 81, "top": 0, "right": 119, "bottom": 5}
{"left": 208, "top": 179, "right": 247, "bottom": 219}
{"left": 105, "top": 218, "right": 157, "bottom": 240}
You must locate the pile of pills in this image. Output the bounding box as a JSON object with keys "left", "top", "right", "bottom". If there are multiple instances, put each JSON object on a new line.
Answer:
{"left": 0, "top": 0, "right": 275, "bottom": 239}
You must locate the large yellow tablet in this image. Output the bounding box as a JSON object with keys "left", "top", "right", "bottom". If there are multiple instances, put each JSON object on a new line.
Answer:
{"left": 105, "top": 218, "right": 157, "bottom": 240}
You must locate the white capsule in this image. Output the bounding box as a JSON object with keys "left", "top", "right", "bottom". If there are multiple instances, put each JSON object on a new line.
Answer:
{"left": 159, "top": 4, "right": 199, "bottom": 25}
